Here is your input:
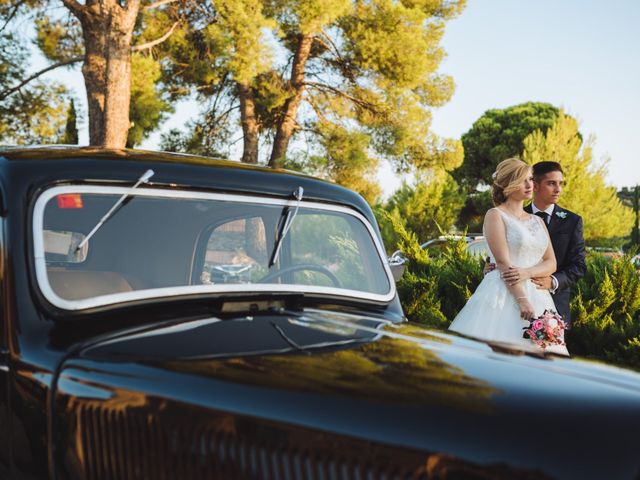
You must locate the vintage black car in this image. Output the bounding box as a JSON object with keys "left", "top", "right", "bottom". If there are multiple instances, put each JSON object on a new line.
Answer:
{"left": 1, "top": 146, "right": 640, "bottom": 480}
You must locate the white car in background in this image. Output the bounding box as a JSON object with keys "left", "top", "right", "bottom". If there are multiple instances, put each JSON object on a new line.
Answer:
{"left": 389, "top": 235, "right": 490, "bottom": 281}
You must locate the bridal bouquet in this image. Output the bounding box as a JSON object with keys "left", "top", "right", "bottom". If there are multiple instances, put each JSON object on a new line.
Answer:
{"left": 522, "top": 309, "right": 567, "bottom": 349}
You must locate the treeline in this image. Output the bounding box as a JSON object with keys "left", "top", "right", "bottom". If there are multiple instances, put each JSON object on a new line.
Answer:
{"left": 377, "top": 102, "right": 635, "bottom": 249}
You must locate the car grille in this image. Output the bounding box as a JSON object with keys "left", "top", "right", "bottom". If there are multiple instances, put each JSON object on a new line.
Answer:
{"left": 67, "top": 400, "right": 550, "bottom": 480}
{"left": 72, "top": 403, "right": 433, "bottom": 480}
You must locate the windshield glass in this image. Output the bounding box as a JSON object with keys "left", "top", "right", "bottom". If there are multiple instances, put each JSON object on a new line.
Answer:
{"left": 33, "top": 186, "right": 394, "bottom": 310}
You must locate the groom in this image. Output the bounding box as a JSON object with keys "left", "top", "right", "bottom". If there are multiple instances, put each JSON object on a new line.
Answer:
{"left": 525, "top": 161, "right": 586, "bottom": 326}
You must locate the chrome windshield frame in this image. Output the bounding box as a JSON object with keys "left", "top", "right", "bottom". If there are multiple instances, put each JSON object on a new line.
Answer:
{"left": 32, "top": 185, "right": 396, "bottom": 311}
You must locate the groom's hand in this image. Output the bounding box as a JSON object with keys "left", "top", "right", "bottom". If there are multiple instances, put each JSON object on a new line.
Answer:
{"left": 501, "top": 266, "right": 529, "bottom": 285}
{"left": 483, "top": 257, "right": 496, "bottom": 275}
{"left": 532, "top": 276, "right": 553, "bottom": 290}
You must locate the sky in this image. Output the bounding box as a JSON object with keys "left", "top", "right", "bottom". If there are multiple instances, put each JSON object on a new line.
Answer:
{"left": 33, "top": 1, "right": 640, "bottom": 195}
{"left": 425, "top": 0, "right": 640, "bottom": 190}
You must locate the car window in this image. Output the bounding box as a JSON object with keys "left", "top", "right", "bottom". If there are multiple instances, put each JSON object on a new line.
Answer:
{"left": 289, "top": 213, "right": 368, "bottom": 290}
{"left": 202, "top": 217, "right": 268, "bottom": 284}
{"left": 33, "top": 186, "right": 394, "bottom": 310}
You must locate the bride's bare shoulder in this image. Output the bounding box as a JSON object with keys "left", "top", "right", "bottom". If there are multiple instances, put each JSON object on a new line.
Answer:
{"left": 484, "top": 207, "right": 502, "bottom": 220}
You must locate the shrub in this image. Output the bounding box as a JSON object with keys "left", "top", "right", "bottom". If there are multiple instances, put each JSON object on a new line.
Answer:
{"left": 391, "top": 214, "right": 483, "bottom": 328}
{"left": 569, "top": 253, "right": 640, "bottom": 370}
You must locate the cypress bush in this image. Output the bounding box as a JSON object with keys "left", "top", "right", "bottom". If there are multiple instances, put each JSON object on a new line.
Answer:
{"left": 569, "top": 253, "right": 640, "bottom": 370}
{"left": 391, "top": 215, "right": 483, "bottom": 329}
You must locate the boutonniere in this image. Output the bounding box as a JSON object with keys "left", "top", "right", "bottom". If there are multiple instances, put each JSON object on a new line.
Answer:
{"left": 555, "top": 211, "right": 567, "bottom": 219}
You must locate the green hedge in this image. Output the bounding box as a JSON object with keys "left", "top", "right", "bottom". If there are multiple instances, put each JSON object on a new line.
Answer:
{"left": 393, "top": 220, "right": 640, "bottom": 370}
{"left": 570, "top": 254, "right": 640, "bottom": 369}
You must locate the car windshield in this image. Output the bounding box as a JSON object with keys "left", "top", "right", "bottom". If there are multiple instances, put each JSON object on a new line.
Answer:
{"left": 33, "top": 185, "right": 394, "bottom": 310}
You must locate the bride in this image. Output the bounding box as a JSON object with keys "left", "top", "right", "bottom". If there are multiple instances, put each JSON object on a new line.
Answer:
{"left": 448, "top": 157, "right": 569, "bottom": 356}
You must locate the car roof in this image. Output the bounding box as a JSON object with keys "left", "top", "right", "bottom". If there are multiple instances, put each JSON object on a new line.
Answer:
{"left": 0, "top": 146, "right": 375, "bottom": 222}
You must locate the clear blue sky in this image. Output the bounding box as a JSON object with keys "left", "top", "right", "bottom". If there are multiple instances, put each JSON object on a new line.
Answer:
{"left": 427, "top": 0, "right": 640, "bottom": 190}
{"left": 37, "top": 1, "right": 639, "bottom": 193}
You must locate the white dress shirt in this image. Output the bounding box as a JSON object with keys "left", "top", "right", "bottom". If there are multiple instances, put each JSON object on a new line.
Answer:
{"left": 530, "top": 202, "right": 559, "bottom": 293}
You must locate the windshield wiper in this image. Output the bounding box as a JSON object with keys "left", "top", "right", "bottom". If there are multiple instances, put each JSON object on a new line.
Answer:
{"left": 270, "top": 320, "right": 310, "bottom": 355}
{"left": 76, "top": 169, "right": 154, "bottom": 252}
{"left": 268, "top": 186, "right": 303, "bottom": 268}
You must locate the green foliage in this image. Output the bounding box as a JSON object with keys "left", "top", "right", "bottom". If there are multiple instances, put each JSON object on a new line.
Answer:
{"left": 456, "top": 189, "right": 493, "bottom": 234}
{"left": 127, "top": 54, "right": 174, "bottom": 147}
{"left": 206, "top": 0, "right": 275, "bottom": 84}
{"left": 58, "top": 100, "right": 78, "bottom": 144}
{"left": 569, "top": 253, "right": 640, "bottom": 370}
{"left": 523, "top": 114, "right": 633, "bottom": 241}
{"left": 283, "top": 122, "right": 382, "bottom": 204}
{"left": 155, "top": 0, "right": 466, "bottom": 179}
{"left": 35, "top": 14, "right": 83, "bottom": 62}
{"left": 159, "top": 123, "right": 228, "bottom": 158}
{"left": 0, "top": 31, "right": 70, "bottom": 144}
{"left": 0, "top": 83, "right": 69, "bottom": 144}
{"left": 377, "top": 170, "right": 465, "bottom": 252}
{"left": 454, "top": 102, "right": 561, "bottom": 191}
{"left": 391, "top": 215, "right": 483, "bottom": 328}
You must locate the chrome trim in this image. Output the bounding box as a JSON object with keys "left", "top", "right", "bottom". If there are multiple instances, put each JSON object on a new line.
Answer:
{"left": 0, "top": 348, "right": 8, "bottom": 372}
{"left": 33, "top": 185, "right": 396, "bottom": 311}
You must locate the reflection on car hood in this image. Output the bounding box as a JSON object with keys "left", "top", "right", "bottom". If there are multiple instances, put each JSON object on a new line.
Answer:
{"left": 79, "top": 309, "right": 640, "bottom": 410}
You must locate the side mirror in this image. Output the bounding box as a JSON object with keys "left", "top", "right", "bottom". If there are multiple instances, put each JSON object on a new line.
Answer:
{"left": 388, "top": 251, "right": 408, "bottom": 282}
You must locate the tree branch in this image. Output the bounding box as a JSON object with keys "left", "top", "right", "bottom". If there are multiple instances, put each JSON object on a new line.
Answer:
{"left": 304, "top": 81, "right": 380, "bottom": 113}
{"left": 124, "top": 0, "right": 141, "bottom": 17}
{"left": 59, "top": 0, "right": 85, "bottom": 19}
{"left": 0, "top": 56, "right": 82, "bottom": 101}
{"left": 307, "top": 97, "right": 330, "bottom": 125}
{"left": 144, "top": 0, "right": 179, "bottom": 10}
{"left": 0, "top": 0, "right": 27, "bottom": 33}
{"left": 132, "top": 20, "right": 179, "bottom": 51}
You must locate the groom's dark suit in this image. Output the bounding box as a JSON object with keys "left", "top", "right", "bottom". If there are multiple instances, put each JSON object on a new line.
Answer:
{"left": 524, "top": 203, "right": 586, "bottom": 326}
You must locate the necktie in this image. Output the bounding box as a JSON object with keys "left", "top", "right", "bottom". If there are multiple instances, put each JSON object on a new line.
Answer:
{"left": 535, "top": 211, "right": 549, "bottom": 225}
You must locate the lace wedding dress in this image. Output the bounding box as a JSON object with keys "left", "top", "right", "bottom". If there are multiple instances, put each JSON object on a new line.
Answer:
{"left": 448, "top": 208, "right": 569, "bottom": 356}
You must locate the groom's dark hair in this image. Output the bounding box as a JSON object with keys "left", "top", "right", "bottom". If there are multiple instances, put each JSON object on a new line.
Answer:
{"left": 533, "top": 161, "right": 563, "bottom": 182}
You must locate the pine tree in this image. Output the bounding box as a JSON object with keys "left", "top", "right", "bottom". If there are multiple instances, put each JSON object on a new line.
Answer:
{"left": 59, "top": 100, "right": 79, "bottom": 144}
{"left": 154, "top": 0, "right": 466, "bottom": 178}
{"left": 378, "top": 171, "right": 466, "bottom": 252}
{"left": 523, "top": 114, "right": 633, "bottom": 242}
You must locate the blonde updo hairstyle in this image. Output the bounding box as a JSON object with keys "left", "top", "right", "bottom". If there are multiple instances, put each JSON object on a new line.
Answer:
{"left": 491, "top": 157, "right": 532, "bottom": 206}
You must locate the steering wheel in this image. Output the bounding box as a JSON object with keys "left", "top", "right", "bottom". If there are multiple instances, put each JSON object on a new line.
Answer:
{"left": 257, "top": 263, "right": 342, "bottom": 288}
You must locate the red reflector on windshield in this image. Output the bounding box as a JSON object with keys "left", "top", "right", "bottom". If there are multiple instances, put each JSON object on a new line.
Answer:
{"left": 56, "top": 194, "right": 83, "bottom": 209}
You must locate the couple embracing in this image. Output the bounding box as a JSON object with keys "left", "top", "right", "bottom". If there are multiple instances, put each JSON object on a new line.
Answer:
{"left": 449, "top": 158, "right": 586, "bottom": 356}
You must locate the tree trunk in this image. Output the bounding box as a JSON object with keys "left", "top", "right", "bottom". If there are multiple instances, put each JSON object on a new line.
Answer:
{"left": 268, "top": 33, "right": 314, "bottom": 169}
{"left": 63, "top": 0, "right": 140, "bottom": 148}
{"left": 237, "top": 82, "right": 259, "bottom": 164}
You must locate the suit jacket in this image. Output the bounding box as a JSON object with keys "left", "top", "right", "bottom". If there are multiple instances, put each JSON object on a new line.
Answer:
{"left": 524, "top": 203, "right": 586, "bottom": 325}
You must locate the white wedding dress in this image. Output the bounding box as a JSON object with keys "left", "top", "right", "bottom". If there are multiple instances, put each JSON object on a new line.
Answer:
{"left": 449, "top": 208, "right": 569, "bottom": 356}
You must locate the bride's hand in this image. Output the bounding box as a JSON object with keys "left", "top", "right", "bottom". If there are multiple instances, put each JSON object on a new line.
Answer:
{"left": 516, "top": 297, "right": 535, "bottom": 320}
{"left": 501, "top": 266, "right": 530, "bottom": 285}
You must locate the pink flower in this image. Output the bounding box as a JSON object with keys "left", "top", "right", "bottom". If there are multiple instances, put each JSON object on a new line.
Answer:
{"left": 532, "top": 319, "right": 544, "bottom": 331}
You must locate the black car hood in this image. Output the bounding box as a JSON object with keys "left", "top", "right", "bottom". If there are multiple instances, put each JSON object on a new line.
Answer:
{"left": 58, "top": 310, "right": 640, "bottom": 480}
{"left": 77, "top": 309, "right": 640, "bottom": 410}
